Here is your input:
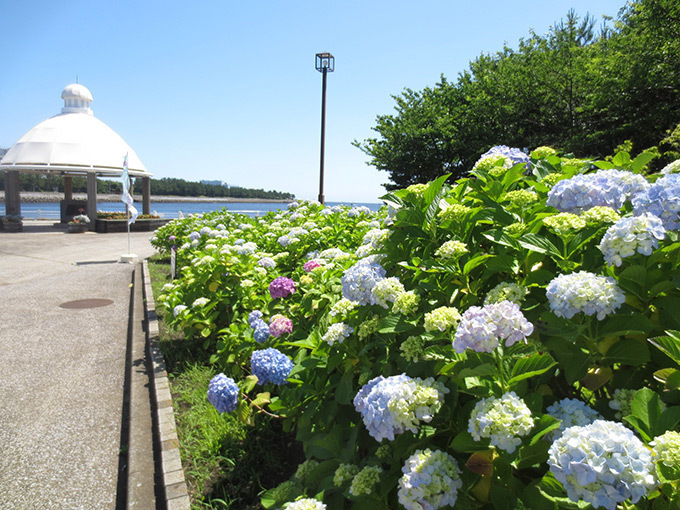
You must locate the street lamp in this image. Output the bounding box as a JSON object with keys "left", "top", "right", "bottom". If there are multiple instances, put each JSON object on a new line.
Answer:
{"left": 315, "top": 52, "right": 334, "bottom": 205}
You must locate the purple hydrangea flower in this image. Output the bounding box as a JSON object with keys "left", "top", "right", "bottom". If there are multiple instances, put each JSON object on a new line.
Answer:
{"left": 207, "top": 373, "right": 239, "bottom": 413}
{"left": 453, "top": 300, "right": 533, "bottom": 353}
{"left": 250, "top": 348, "right": 294, "bottom": 385}
{"left": 476, "top": 145, "right": 530, "bottom": 169}
{"left": 269, "top": 276, "right": 296, "bottom": 299}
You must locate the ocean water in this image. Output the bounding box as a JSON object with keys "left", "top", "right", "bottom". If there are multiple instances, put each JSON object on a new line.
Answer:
{"left": 16, "top": 201, "right": 384, "bottom": 220}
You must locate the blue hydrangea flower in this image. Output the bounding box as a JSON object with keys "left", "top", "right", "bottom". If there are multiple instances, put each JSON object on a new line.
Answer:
{"left": 598, "top": 213, "right": 665, "bottom": 266}
{"left": 248, "top": 310, "right": 263, "bottom": 327}
{"left": 546, "top": 271, "right": 625, "bottom": 320}
{"left": 547, "top": 170, "right": 649, "bottom": 213}
{"left": 250, "top": 348, "right": 294, "bottom": 385}
{"left": 548, "top": 420, "right": 656, "bottom": 509}
{"left": 251, "top": 319, "right": 271, "bottom": 343}
{"left": 207, "top": 373, "right": 239, "bottom": 413}
{"left": 189, "top": 231, "right": 201, "bottom": 241}
{"left": 341, "top": 255, "right": 386, "bottom": 305}
{"left": 453, "top": 300, "right": 533, "bottom": 353}
{"left": 474, "top": 145, "right": 530, "bottom": 170}
{"left": 353, "top": 374, "right": 448, "bottom": 441}
{"left": 632, "top": 173, "right": 680, "bottom": 230}
{"left": 545, "top": 398, "right": 601, "bottom": 441}
{"left": 257, "top": 257, "right": 276, "bottom": 268}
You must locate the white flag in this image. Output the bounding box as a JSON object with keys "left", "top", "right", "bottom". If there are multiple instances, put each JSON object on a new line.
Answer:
{"left": 121, "top": 154, "right": 138, "bottom": 225}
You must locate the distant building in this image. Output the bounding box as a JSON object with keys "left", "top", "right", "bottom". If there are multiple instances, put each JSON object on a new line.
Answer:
{"left": 201, "top": 179, "right": 229, "bottom": 188}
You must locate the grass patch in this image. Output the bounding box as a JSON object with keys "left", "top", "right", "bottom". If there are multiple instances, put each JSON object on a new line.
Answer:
{"left": 147, "top": 255, "right": 302, "bottom": 509}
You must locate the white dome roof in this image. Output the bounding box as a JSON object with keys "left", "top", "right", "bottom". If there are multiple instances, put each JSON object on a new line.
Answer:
{"left": 61, "top": 83, "right": 93, "bottom": 103}
{"left": 0, "top": 84, "right": 150, "bottom": 177}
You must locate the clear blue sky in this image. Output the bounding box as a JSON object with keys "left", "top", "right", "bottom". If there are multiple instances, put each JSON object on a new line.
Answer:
{"left": 1, "top": 0, "right": 626, "bottom": 203}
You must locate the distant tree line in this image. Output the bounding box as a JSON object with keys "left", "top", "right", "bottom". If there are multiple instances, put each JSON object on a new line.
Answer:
{"left": 0, "top": 173, "right": 295, "bottom": 200}
{"left": 355, "top": 0, "right": 680, "bottom": 189}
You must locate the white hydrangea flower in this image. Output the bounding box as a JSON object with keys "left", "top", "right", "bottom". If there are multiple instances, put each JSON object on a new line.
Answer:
{"left": 468, "top": 392, "right": 534, "bottom": 453}
{"left": 322, "top": 323, "right": 354, "bottom": 346}
{"left": 329, "top": 298, "right": 358, "bottom": 317}
{"left": 192, "top": 297, "right": 210, "bottom": 308}
{"left": 424, "top": 306, "right": 461, "bottom": 332}
{"left": 546, "top": 271, "right": 625, "bottom": 320}
{"left": 598, "top": 213, "right": 665, "bottom": 267}
{"left": 398, "top": 449, "right": 462, "bottom": 510}
{"left": 371, "top": 277, "right": 405, "bottom": 308}
{"left": 284, "top": 498, "right": 326, "bottom": 510}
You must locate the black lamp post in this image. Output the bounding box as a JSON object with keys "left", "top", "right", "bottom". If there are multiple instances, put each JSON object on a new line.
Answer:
{"left": 315, "top": 52, "right": 334, "bottom": 205}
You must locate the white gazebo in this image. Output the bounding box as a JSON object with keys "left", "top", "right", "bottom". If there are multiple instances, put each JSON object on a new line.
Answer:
{"left": 0, "top": 83, "right": 152, "bottom": 229}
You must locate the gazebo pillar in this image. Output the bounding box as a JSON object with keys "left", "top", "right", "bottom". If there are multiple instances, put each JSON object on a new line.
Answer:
{"left": 86, "top": 173, "right": 97, "bottom": 231}
{"left": 142, "top": 176, "right": 151, "bottom": 215}
{"left": 64, "top": 176, "right": 73, "bottom": 201}
{"left": 4, "top": 170, "right": 22, "bottom": 217}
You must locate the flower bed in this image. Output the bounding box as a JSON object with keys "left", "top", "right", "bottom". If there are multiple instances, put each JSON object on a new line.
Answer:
{"left": 151, "top": 147, "right": 680, "bottom": 509}
{"left": 95, "top": 217, "right": 171, "bottom": 233}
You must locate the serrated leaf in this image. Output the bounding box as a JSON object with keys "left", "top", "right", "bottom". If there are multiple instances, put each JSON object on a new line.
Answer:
{"left": 598, "top": 314, "right": 655, "bottom": 337}
{"left": 508, "top": 353, "right": 557, "bottom": 386}
{"left": 518, "top": 233, "right": 563, "bottom": 258}
{"left": 242, "top": 374, "right": 258, "bottom": 393}
{"left": 450, "top": 431, "right": 489, "bottom": 452}
{"left": 463, "top": 254, "right": 494, "bottom": 275}
{"left": 649, "top": 331, "right": 680, "bottom": 366}
{"left": 458, "top": 363, "right": 495, "bottom": 378}
{"left": 603, "top": 338, "right": 650, "bottom": 366}
{"left": 250, "top": 391, "right": 271, "bottom": 408}
{"left": 516, "top": 441, "right": 550, "bottom": 470}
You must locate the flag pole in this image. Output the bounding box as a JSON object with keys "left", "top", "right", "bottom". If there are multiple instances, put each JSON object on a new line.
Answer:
{"left": 120, "top": 153, "right": 138, "bottom": 263}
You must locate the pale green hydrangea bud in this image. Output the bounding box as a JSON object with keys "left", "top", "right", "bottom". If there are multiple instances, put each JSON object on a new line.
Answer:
{"left": 376, "top": 444, "right": 391, "bottom": 459}
{"left": 542, "top": 173, "right": 566, "bottom": 188}
{"left": 349, "top": 466, "right": 382, "bottom": 496}
{"left": 651, "top": 430, "right": 680, "bottom": 468}
{"left": 506, "top": 222, "right": 527, "bottom": 237}
{"left": 406, "top": 183, "right": 428, "bottom": 198}
{"left": 400, "top": 336, "right": 425, "bottom": 362}
{"left": 484, "top": 282, "right": 528, "bottom": 305}
{"left": 333, "top": 463, "right": 359, "bottom": 487}
{"left": 254, "top": 267, "right": 267, "bottom": 277}
{"left": 393, "top": 291, "right": 420, "bottom": 315}
{"left": 474, "top": 154, "right": 508, "bottom": 172}
{"left": 273, "top": 251, "right": 289, "bottom": 261}
{"left": 438, "top": 203, "right": 471, "bottom": 222}
{"left": 543, "top": 212, "right": 586, "bottom": 236}
{"left": 269, "top": 480, "right": 296, "bottom": 505}
{"left": 580, "top": 206, "right": 620, "bottom": 226}
{"left": 561, "top": 158, "right": 590, "bottom": 169}
{"left": 608, "top": 388, "right": 638, "bottom": 420}
{"left": 505, "top": 189, "right": 539, "bottom": 208}
{"left": 295, "top": 459, "right": 319, "bottom": 483}
{"left": 424, "top": 306, "right": 461, "bottom": 332}
{"left": 240, "top": 279, "right": 255, "bottom": 288}
{"left": 435, "top": 240, "right": 468, "bottom": 260}
{"left": 330, "top": 298, "right": 358, "bottom": 318}
{"left": 532, "top": 146, "right": 558, "bottom": 159}
{"left": 358, "top": 315, "right": 380, "bottom": 339}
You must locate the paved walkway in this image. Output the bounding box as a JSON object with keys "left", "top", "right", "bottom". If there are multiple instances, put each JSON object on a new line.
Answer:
{"left": 0, "top": 223, "right": 157, "bottom": 509}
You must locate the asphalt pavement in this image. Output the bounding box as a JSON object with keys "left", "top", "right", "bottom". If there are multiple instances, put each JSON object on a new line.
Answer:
{"left": 0, "top": 222, "right": 158, "bottom": 509}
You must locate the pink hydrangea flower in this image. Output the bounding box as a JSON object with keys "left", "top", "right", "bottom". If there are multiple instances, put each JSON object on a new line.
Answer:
{"left": 303, "top": 260, "right": 322, "bottom": 272}
{"left": 269, "top": 314, "right": 293, "bottom": 337}
{"left": 269, "top": 276, "right": 296, "bottom": 299}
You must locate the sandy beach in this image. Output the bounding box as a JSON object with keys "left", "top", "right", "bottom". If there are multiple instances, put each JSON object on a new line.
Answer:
{"left": 0, "top": 191, "right": 292, "bottom": 204}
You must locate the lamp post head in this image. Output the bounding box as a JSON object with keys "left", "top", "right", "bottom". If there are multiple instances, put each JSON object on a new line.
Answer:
{"left": 315, "top": 53, "right": 335, "bottom": 73}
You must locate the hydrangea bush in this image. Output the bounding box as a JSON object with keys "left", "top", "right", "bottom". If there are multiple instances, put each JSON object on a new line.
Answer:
{"left": 152, "top": 146, "right": 680, "bottom": 509}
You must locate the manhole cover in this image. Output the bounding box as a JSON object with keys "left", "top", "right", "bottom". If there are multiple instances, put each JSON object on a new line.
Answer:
{"left": 59, "top": 298, "right": 114, "bottom": 309}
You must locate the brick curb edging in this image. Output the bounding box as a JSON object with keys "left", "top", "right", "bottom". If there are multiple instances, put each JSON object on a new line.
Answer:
{"left": 142, "top": 260, "right": 191, "bottom": 510}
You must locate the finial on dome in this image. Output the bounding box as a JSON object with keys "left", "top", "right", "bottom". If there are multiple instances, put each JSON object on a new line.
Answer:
{"left": 61, "top": 83, "right": 93, "bottom": 115}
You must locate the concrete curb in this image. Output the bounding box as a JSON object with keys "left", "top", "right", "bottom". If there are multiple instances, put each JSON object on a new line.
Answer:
{"left": 142, "top": 260, "right": 191, "bottom": 510}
